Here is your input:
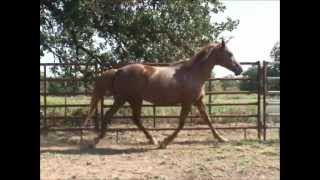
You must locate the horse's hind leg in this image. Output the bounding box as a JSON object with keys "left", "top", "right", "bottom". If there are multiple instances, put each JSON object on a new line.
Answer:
{"left": 194, "top": 98, "right": 228, "bottom": 142}
{"left": 93, "top": 98, "right": 125, "bottom": 145}
{"left": 129, "top": 99, "right": 158, "bottom": 145}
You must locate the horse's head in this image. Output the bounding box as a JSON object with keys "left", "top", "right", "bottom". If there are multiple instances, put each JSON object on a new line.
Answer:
{"left": 211, "top": 39, "right": 243, "bottom": 76}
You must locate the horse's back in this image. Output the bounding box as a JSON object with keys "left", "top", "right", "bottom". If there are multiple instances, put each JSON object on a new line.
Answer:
{"left": 113, "top": 64, "right": 177, "bottom": 101}
{"left": 113, "top": 64, "right": 157, "bottom": 97}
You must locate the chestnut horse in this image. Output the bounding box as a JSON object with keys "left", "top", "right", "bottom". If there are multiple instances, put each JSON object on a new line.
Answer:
{"left": 81, "top": 40, "right": 242, "bottom": 149}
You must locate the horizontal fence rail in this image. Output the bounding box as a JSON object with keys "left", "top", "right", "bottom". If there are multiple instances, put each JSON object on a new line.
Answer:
{"left": 40, "top": 102, "right": 258, "bottom": 108}
{"left": 40, "top": 91, "right": 258, "bottom": 96}
{"left": 43, "top": 126, "right": 259, "bottom": 132}
{"left": 40, "top": 77, "right": 257, "bottom": 82}
{"left": 40, "top": 62, "right": 259, "bottom": 66}
{"left": 44, "top": 114, "right": 258, "bottom": 120}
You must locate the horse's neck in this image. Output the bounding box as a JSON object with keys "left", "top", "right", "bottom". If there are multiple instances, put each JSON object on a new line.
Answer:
{"left": 188, "top": 58, "right": 216, "bottom": 83}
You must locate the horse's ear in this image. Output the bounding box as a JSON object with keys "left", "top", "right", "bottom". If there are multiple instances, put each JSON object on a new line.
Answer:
{"left": 225, "top": 36, "right": 234, "bottom": 44}
{"left": 221, "top": 39, "right": 225, "bottom": 49}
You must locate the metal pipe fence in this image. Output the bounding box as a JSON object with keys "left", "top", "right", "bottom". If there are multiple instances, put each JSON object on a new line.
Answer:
{"left": 262, "top": 61, "right": 280, "bottom": 140}
{"left": 40, "top": 61, "right": 279, "bottom": 141}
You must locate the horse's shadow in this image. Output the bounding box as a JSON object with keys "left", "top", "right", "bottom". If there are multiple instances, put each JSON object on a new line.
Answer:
{"left": 40, "top": 139, "right": 279, "bottom": 155}
{"left": 40, "top": 140, "right": 219, "bottom": 155}
{"left": 40, "top": 140, "right": 213, "bottom": 155}
{"left": 40, "top": 147, "right": 152, "bottom": 155}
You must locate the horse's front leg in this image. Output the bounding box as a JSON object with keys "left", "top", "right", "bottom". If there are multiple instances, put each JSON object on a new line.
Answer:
{"left": 194, "top": 98, "right": 228, "bottom": 142}
{"left": 158, "top": 104, "right": 191, "bottom": 149}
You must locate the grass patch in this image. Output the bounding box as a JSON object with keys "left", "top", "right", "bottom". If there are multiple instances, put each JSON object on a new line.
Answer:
{"left": 41, "top": 94, "right": 279, "bottom": 127}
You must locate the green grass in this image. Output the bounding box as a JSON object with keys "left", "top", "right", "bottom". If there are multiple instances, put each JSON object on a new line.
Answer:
{"left": 41, "top": 95, "right": 258, "bottom": 116}
{"left": 40, "top": 94, "right": 259, "bottom": 105}
{"left": 41, "top": 94, "right": 279, "bottom": 126}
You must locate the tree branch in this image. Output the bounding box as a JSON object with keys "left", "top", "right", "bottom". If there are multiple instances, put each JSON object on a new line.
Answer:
{"left": 165, "top": 30, "right": 195, "bottom": 57}
{"left": 69, "top": 29, "right": 107, "bottom": 68}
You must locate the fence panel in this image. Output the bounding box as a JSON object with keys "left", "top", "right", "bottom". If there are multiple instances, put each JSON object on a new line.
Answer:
{"left": 262, "top": 61, "right": 280, "bottom": 140}
{"left": 40, "top": 61, "right": 270, "bottom": 141}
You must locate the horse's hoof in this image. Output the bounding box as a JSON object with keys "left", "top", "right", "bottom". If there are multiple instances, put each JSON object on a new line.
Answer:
{"left": 158, "top": 141, "right": 167, "bottom": 149}
{"left": 88, "top": 139, "right": 97, "bottom": 147}
{"left": 79, "top": 140, "right": 96, "bottom": 150}
{"left": 94, "top": 129, "right": 100, "bottom": 134}
{"left": 149, "top": 138, "right": 159, "bottom": 145}
{"left": 79, "top": 143, "right": 89, "bottom": 151}
{"left": 218, "top": 137, "right": 229, "bottom": 143}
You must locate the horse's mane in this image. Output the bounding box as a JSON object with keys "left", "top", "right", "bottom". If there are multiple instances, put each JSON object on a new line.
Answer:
{"left": 170, "top": 43, "right": 217, "bottom": 68}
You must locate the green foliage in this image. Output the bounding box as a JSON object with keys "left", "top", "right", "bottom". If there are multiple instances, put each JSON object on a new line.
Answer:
{"left": 40, "top": 0, "right": 239, "bottom": 77}
{"left": 47, "top": 81, "right": 64, "bottom": 94}
{"left": 240, "top": 42, "right": 280, "bottom": 91}
{"left": 47, "top": 79, "right": 86, "bottom": 94}
{"left": 270, "top": 41, "right": 280, "bottom": 62}
{"left": 239, "top": 67, "right": 259, "bottom": 91}
{"left": 268, "top": 41, "right": 280, "bottom": 91}
{"left": 239, "top": 66, "right": 279, "bottom": 91}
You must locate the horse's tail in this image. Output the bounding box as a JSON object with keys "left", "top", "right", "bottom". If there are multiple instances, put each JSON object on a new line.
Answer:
{"left": 82, "top": 69, "right": 117, "bottom": 128}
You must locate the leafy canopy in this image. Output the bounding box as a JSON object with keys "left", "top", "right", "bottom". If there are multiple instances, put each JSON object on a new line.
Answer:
{"left": 40, "top": 0, "right": 239, "bottom": 69}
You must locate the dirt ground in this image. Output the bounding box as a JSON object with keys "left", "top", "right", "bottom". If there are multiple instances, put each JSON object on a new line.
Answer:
{"left": 41, "top": 127, "right": 279, "bottom": 180}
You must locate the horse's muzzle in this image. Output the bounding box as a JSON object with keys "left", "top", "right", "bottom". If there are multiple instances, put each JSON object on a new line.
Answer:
{"left": 234, "top": 67, "right": 243, "bottom": 76}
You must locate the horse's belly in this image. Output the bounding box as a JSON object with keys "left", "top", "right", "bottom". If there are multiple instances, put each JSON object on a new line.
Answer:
{"left": 142, "top": 92, "right": 181, "bottom": 105}
{"left": 141, "top": 85, "right": 183, "bottom": 105}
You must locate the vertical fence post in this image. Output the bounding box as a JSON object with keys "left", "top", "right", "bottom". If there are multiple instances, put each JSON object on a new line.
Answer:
{"left": 116, "top": 131, "right": 119, "bottom": 144}
{"left": 153, "top": 105, "right": 156, "bottom": 128}
{"left": 64, "top": 81, "right": 68, "bottom": 126}
{"left": 100, "top": 65, "right": 104, "bottom": 132}
{"left": 190, "top": 107, "right": 193, "bottom": 125}
{"left": 94, "top": 64, "right": 99, "bottom": 132}
{"left": 244, "top": 128, "right": 247, "bottom": 140}
{"left": 262, "top": 61, "right": 267, "bottom": 140}
{"left": 257, "top": 61, "right": 262, "bottom": 140}
{"left": 208, "top": 79, "right": 212, "bottom": 114}
{"left": 100, "top": 98, "right": 104, "bottom": 132}
{"left": 80, "top": 128, "right": 83, "bottom": 142}
{"left": 43, "top": 65, "right": 48, "bottom": 136}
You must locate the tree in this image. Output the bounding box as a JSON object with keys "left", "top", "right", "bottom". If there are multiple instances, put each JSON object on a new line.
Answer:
{"left": 268, "top": 41, "right": 280, "bottom": 90}
{"left": 270, "top": 41, "right": 280, "bottom": 62}
{"left": 47, "top": 81, "right": 65, "bottom": 94}
{"left": 40, "top": 0, "right": 239, "bottom": 77}
{"left": 239, "top": 67, "right": 259, "bottom": 91}
{"left": 240, "top": 42, "right": 280, "bottom": 91}
{"left": 269, "top": 41, "right": 280, "bottom": 74}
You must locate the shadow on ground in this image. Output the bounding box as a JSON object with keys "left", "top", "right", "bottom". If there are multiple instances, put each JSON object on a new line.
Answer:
{"left": 40, "top": 147, "right": 153, "bottom": 155}
{"left": 41, "top": 138, "right": 279, "bottom": 156}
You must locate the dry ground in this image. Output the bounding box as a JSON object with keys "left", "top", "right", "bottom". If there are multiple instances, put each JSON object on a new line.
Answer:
{"left": 41, "top": 127, "right": 279, "bottom": 180}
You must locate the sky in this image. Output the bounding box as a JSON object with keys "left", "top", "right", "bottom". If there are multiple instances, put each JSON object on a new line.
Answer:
{"left": 41, "top": 0, "right": 280, "bottom": 77}
{"left": 212, "top": 0, "right": 280, "bottom": 77}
